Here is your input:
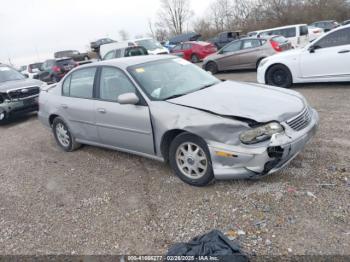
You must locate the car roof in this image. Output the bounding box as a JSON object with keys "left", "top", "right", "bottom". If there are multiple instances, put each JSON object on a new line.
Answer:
{"left": 80, "top": 55, "right": 175, "bottom": 70}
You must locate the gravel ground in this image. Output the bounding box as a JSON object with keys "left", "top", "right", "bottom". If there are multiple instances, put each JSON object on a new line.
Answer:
{"left": 0, "top": 70, "right": 349, "bottom": 256}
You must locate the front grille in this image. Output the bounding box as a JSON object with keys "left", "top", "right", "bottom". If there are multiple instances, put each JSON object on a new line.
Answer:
{"left": 7, "top": 86, "right": 40, "bottom": 101}
{"left": 287, "top": 107, "right": 311, "bottom": 131}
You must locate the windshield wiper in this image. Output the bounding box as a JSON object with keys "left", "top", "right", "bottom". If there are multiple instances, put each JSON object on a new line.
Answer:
{"left": 164, "top": 93, "right": 187, "bottom": 100}
{"left": 197, "top": 82, "right": 217, "bottom": 91}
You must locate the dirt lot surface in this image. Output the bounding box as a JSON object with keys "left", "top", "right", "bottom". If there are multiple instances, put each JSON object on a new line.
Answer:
{"left": 0, "top": 70, "right": 349, "bottom": 256}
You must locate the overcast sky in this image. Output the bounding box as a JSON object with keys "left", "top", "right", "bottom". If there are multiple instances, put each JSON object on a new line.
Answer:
{"left": 0, "top": 0, "right": 211, "bottom": 66}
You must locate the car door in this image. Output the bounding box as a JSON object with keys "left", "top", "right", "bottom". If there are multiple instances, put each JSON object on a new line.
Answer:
{"left": 235, "top": 39, "right": 263, "bottom": 69}
{"left": 94, "top": 66, "right": 154, "bottom": 155}
{"left": 59, "top": 67, "right": 99, "bottom": 142}
{"left": 216, "top": 40, "right": 243, "bottom": 71}
{"left": 299, "top": 27, "right": 350, "bottom": 79}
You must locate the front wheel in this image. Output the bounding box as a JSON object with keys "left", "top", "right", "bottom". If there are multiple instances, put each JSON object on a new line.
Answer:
{"left": 52, "top": 117, "right": 81, "bottom": 152}
{"left": 169, "top": 133, "right": 214, "bottom": 186}
{"left": 205, "top": 62, "right": 218, "bottom": 74}
{"left": 266, "top": 64, "right": 292, "bottom": 88}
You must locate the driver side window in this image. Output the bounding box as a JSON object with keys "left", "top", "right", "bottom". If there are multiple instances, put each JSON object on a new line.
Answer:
{"left": 99, "top": 67, "right": 136, "bottom": 102}
{"left": 222, "top": 41, "right": 241, "bottom": 53}
{"left": 315, "top": 28, "right": 350, "bottom": 49}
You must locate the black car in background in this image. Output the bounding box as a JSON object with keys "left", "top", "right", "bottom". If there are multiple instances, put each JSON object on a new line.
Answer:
{"left": 102, "top": 46, "right": 149, "bottom": 60}
{"left": 310, "top": 20, "right": 340, "bottom": 32}
{"left": 168, "top": 32, "right": 202, "bottom": 46}
{"left": 209, "top": 31, "right": 241, "bottom": 49}
{"left": 90, "top": 38, "right": 116, "bottom": 52}
{"left": 35, "top": 58, "right": 77, "bottom": 83}
{"left": 54, "top": 50, "right": 89, "bottom": 62}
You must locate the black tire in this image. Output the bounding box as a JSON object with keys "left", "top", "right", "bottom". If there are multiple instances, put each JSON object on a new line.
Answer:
{"left": 169, "top": 132, "right": 214, "bottom": 187}
{"left": 205, "top": 61, "right": 218, "bottom": 74}
{"left": 266, "top": 64, "right": 292, "bottom": 88}
{"left": 52, "top": 117, "right": 81, "bottom": 152}
{"left": 191, "top": 54, "right": 200, "bottom": 63}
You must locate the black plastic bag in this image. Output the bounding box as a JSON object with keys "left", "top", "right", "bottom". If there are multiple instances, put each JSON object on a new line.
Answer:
{"left": 166, "top": 229, "right": 249, "bottom": 262}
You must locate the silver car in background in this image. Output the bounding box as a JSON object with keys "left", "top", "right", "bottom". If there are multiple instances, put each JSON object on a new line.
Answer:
{"left": 203, "top": 36, "right": 292, "bottom": 74}
{"left": 39, "top": 55, "right": 318, "bottom": 186}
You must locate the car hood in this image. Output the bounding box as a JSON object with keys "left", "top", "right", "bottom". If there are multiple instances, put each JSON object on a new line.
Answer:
{"left": 167, "top": 80, "right": 305, "bottom": 123}
{"left": 0, "top": 78, "right": 44, "bottom": 92}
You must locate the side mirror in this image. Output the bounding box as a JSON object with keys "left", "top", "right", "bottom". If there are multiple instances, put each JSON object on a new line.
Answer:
{"left": 308, "top": 45, "right": 320, "bottom": 53}
{"left": 117, "top": 92, "right": 139, "bottom": 105}
{"left": 218, "top": 49, "right": 224, "bottom": 54}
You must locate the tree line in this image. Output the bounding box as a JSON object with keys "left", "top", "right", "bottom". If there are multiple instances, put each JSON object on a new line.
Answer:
{"left": 149, "top": 0, "right": 350, "bottom": 41}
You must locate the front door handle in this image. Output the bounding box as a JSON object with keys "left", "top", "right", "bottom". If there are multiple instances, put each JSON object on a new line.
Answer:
{"left": 61, "top": 104, "right": 68, "bottom": 109}
{"left": 338, "top": 50, "right": 350, "bottom": 54}
{"left": 97, "top": 108, "right": 106, "bottom": 114}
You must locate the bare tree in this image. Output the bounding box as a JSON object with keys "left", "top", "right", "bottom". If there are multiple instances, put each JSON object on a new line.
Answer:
{"left": 157, "top": 0, "right": 193, "bottom": 35}
{"left": 118, "top": 30, "right": 129, "bottom": 41}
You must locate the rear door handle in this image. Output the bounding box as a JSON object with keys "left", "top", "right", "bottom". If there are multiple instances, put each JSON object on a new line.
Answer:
{"left": 338, "top": 50, "right": 350, "bottom": 54}
{"left": 61, "top": 104, "right": 68, "bottom": 109}
{"left": 97, "top": 108, "right": 106, "bottom": 114}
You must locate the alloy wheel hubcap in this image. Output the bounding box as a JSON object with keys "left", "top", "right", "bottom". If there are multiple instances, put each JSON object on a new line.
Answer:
{"left": 56, "top": 123, "right": 70, "bottom": 147}
{"left": 176, "top": 142, "right": 208, "bottom": 179}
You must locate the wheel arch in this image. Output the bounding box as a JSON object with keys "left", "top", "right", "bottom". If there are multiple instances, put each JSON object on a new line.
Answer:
{"left": 160, "top": 129, "right": 188, "bottom": 162}
{"left": 49, "top": 114, "right": 59, "bottom": 126}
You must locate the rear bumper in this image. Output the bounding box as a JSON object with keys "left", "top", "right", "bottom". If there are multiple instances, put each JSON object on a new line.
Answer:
{"left": 208, "top": 108, "right": 319, "bottom": 180}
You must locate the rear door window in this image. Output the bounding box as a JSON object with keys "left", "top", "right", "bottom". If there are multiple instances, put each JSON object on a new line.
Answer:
{"left": 68, "top": 67, "right": 97, "bottom": 99}
{"left": 242, "top": 39, "right": 261, "bottom": 49}
{"left": 222, "top": 40, "right": 241, "bottom": 53}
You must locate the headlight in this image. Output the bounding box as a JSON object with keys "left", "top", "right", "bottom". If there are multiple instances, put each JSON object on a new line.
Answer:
{"left": 240, "top": 122, "right": 284, "bottom": 144}
{"left": 259, "top": 58, "right": 268, "bottom": 67}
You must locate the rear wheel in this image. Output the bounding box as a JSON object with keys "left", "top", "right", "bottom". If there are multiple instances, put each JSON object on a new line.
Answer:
{"left": 52, "top": 117, "right": 81, "bottom": 152}
{"left": 266, "top": 64, "right": 292, "bottom": 88}
{"left": 191, "top": 54, "right": 200, "bottom": 63}
{"left": 205, "top": 61, "right": 218, "bottom": 74}
{"left": 169, "top": 133, "right": 214, "bottom": 186}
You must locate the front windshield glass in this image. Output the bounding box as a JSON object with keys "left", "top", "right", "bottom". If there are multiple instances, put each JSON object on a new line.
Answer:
{"left": 135, "top": 39, "right": 162, "bottom": 51}
{"left": 128, "top": 58, "right": 220, "bottom": 100}
{"left": 0, "top": 66, "right": 25, "bottom": 83}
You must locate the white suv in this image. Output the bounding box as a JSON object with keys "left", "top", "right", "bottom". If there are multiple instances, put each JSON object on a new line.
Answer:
{"left": 20, "top": 62, "right": 43, "bottom": 79}
{"left": 257, "top": 25, "right": 350, "bottom": 88}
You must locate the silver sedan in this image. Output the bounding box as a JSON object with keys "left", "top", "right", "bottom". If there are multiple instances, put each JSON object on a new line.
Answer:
{"left": 38, "top": 55, "right": 318, "bottom": 186}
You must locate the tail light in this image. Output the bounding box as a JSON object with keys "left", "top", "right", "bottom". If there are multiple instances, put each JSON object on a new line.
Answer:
{"left": 270, "top": 40, "right": 282, "bottom": 52}
{"left": 313, "top": 29, "right": 320, "bottom": 33}
{"left": 52, "top": 66, "right": 61, "bottom": 73}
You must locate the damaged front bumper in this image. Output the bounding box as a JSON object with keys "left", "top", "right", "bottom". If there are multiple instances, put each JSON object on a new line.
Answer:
{"left": 207, "top": 108, "right": 319, "bottom": 180}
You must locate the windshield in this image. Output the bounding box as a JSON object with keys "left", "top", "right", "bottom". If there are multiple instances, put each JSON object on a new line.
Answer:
{"left": 135, "top": 39, "right": 162, "bottom": 51}
{"left": 128, "top": 58, "right": 220, "bottom": 101}
{"left": 0, "top": 66, "right": 25, "bottom": 83}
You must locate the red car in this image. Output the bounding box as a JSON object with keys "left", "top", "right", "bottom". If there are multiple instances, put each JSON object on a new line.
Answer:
{"left": 170, "top": 41, "right": 217, "bottom": 63}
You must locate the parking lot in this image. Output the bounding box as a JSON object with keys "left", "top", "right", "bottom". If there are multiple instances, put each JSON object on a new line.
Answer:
{"left": 0, "top": 70, "right": 349, "bottom": 256}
